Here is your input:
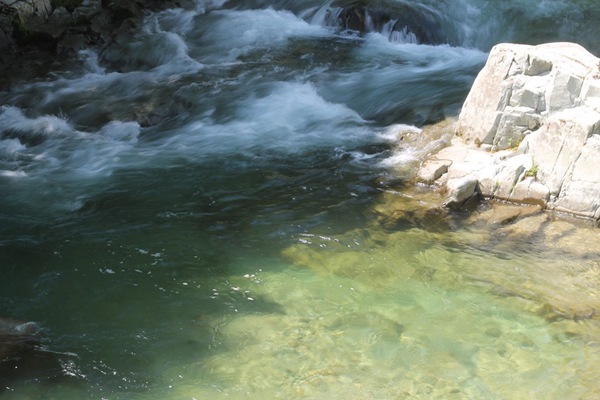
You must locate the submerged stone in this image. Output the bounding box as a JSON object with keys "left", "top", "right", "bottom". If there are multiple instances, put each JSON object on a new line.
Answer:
{"left": 0, "top": 317, "right": 79, "bottom": 389}
{"left": 471, "top": 203, "right": 542, "bottom": 225}
{"left": 0, "top": 318, "right": 41, "bottom": 360}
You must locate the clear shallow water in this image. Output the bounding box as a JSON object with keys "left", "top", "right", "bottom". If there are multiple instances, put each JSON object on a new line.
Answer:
{"left": 1, "top": 0, "right": 600, "bottom": 398}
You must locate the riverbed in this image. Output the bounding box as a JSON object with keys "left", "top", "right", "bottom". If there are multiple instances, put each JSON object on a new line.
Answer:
{"left": 1, "top": 0, "right": 599, "bottom": 398}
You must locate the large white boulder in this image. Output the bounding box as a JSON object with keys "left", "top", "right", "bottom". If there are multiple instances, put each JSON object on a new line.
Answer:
{"left": 440, "top": 42, "right": 600, "bottom": 219}
{"left": 458, "top": 42, "right": 600, "bottom": 150}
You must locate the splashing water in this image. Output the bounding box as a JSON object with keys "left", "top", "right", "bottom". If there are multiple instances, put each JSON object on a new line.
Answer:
{"left": 1, "top": 0, "right": 600, "bottom": 398}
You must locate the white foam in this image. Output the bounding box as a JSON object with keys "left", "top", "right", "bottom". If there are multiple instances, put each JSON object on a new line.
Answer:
{"left": 195, "top": 0, "right": 229, "bottom": 13}
{"left": 0, "top": 170, "right": 28, "bottom": 178}
{"left": 155, "top": 8, "right": 198, "bottom": 36}
{"left": 78, "top": 49, "right": 106, "bottom": 75}
{"left": 380, "top": 124, "right": 422, "bottom": 141}
{"left": 378, "top": 151, "right": 419, "bottom": 168}
{"left": 98, "top": 121, "right": 140, "bottom": 144}
{"left": 199, "top": 8, "right": 330, "bottom": 62}
{"left": 152, "top": 81, "right": 374, "bottom": 158}
{"left": 0, "top": 138, "right": 27, "bottom": 157}
{"left": 0, "top": 107, "right": 143, "bottom": 179}
{"left": 310, "top": 38, "right": 487, "bottom": 122}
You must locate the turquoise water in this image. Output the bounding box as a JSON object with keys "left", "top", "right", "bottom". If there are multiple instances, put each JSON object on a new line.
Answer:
{"left": 4, "top": 203, "right": 599, "bottom": 399}
{"left": 1, "top": 0, "right": 600, "bottom": 398}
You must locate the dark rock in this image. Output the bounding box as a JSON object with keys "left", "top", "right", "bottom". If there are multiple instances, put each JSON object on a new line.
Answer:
{"left": 0, "top": 318, "right": 40, "bottom": 360}
{"left": 13, "top": 15, "right": 56, "bottom": 49}
{"left": 48, "top": 5, "right": 73, "bottom": 26}
{"left": 0, "top": 318, "right": 46, "bottom": 385}
{"left": 89, "top": 9, "right": 112, "bottom": 43}
{"left": 27, "top": 12, "right": 68, "bottom": 39}
{"left": 0, "top": 0, "right": 190, "bottom": 89}
{"left": 106, "top": 0, "right": 143, "bottom": 23}
{"left": 0, "top": 24, "right": 15, "bottom": 50}
{"left": 0, "top": 317, "right": 75, "bottom": 390}
{"left": 56, "top": 32, "right": 85, "bottom": 54}
{"left": 0, "top": 5, "right": 16, "bottom": 50}
{"left": 71, "top": 0, "right": 102, "bottom": 21}
{"left": 329, "top": 1, "right": 444, "bottom": 44}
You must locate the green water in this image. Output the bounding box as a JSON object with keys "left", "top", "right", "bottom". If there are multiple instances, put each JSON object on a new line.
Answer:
{"left": 2, "top": 168, "right": 599, "bottom": 399}
{"left": 2, "top": 0, "right": 600, "bottom": 398}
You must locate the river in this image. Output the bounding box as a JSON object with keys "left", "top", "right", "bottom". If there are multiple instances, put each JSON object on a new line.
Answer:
{"left": 1, "top": 0, "right": 599, "bottom": 398}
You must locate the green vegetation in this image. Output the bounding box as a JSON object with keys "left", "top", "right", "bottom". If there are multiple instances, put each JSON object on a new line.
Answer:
{"left": 11, "top": 13, "right": 31, "bottom": 41}
{"left": 507, "top": 135, "right": 524, "bottom": 150}
{"left": 525, "top": 162, "right": 539, "bottom": 179}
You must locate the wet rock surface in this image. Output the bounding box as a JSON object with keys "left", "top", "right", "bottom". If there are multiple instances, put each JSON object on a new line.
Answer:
{"left": 0, "top": 317, "right": 70, "bottom": 390}
{"left": 0, "top": 318, "right": 40, "bottom": 359}
{"left": 0, "top": 0, "right": 189, "bottom": 89}
{"left": 327, "top": 1, "right": 444, "bottom": 44}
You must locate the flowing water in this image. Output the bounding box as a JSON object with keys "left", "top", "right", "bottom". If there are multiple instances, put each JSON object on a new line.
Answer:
{"left": 1, "top": 0, "right": 600, "bottom": 398}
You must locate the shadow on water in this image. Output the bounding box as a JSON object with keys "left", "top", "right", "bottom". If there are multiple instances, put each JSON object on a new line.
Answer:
{"left": 3, "top": 0, "right": 599, "bottom": 397}
{"left": 0, "top": 148, "right": 389, "bottom": 396}
{"left": 0, "top": 240, "right": 286, "bottom": 396}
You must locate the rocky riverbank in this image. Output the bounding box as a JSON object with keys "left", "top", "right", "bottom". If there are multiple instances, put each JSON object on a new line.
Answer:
{"left": 362, "top": 42, "right": 600, "bottom": 323}
{"left": 410, "top": 42, "right": 600, "bottom": 222}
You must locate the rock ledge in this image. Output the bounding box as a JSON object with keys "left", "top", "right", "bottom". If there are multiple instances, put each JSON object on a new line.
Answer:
{"left": 418, "top": 42, "right": 600, "bottom": 220}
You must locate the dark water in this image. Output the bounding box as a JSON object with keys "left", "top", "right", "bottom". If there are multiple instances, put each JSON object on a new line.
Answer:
{"left": 1, "top": 0, "right": 600, "bottom": 398}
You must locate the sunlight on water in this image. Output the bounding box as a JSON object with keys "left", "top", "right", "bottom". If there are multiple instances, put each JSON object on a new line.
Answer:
{"left": 2, "top": 185, "right": 599, "bottom": 399}
{"left": 156, "top": 224, "right": 600, "bottom": 400}
{"left": 2, "top": 0, "right": 600, "bottom": 398}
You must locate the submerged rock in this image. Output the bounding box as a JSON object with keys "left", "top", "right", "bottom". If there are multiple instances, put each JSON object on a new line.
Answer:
{"left": 0, "top": 317, "right": 40, "bottom": 358}
{"left": 0, "top": 317, "right": 74, "bottom": 389}
{"left": 283, "top": 173, "right": 600, "bottom": 322}
{"left": 470, "top": 203, "right": 542, "bottom": 225}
